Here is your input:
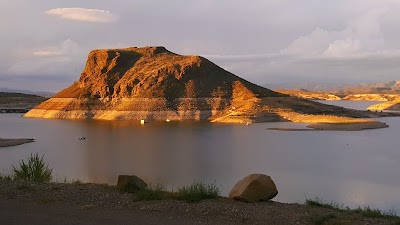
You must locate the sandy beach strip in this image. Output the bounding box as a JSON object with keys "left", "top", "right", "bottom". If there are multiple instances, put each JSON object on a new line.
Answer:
{"left": 0, "top": 138, "right": 35, "bottom": 147}
{"left": 307, "top": 121, "right": 388, "bottom": 131}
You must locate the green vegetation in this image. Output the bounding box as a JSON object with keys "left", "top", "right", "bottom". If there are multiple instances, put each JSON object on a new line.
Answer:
{"left": 306, "top": 198, "right": 399, "bottom": 220}
{"left": 306, "top": 198, "right": 345, "bottom": 210}
{"left": 12, "top": 153, "right": 53, "bottom": 182}
{"left": 0, "top": 173, "right": 12, "bottom": 180}
{"left": 135, "top": 183, "right": 169, "bottom": 201}
{"left": 354, "top": 206, "right": 397, "bottom": 219}
{"left": 175, "top": 182, "right": 221, "bottom": 202}
{"left": 130, "top": 182, "right": 221, "bottom": 202}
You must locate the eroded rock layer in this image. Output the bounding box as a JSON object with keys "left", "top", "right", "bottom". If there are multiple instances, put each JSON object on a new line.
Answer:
{"left": 24, "top": 46, "right": 398, "bottom": 124}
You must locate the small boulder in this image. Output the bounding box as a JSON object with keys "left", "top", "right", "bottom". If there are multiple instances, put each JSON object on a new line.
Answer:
{"left": 229, "top": 174, "right": 278, "bottom": 202}
{"left": 117, "top": 175, "right": 147, "bottom": 192}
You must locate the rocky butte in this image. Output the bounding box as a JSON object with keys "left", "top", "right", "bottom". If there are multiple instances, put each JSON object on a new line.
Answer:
{"left": 24, "top": 46, "right": 396, "bottom": 129}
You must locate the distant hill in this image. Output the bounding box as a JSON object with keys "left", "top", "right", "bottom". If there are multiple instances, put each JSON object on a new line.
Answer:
{"left": 269, "top": 81, "right": 400, "bottom": 94}
{"left": 0, "top": 92, "right": 42, "bottom": 98}
{"left": 0, "top": 88, "right": 55, "bottom": 98}
{"left": 341, "top": 80, "right": 400, "bottom": 94}
{"left": 0, "top": 92, "right": 47, "bottom": 111}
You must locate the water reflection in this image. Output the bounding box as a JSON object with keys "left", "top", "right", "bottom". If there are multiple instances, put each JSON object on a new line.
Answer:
{"left": 1, "top": 100, "right": 400, "bottom": 213}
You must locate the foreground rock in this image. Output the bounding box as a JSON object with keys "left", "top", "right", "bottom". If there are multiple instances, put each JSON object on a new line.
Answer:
{"left": 229, "top": 174, "right": 278, "bottom": 202}
{"left": 24, "top": 46, "right": 398, "bottom": 127}
{"left": 0, "top": 138, "right": 35, "bottom": 147}
{"left": 116, "top": 175, "right": 147, "bottom": 192}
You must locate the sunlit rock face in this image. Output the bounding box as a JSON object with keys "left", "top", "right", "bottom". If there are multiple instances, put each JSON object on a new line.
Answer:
{"left": 24, "top": 46, "right": 283, "bottom": 122}
{"left": 368, "top": 99, "right": 400, "bottom": 111}
{"left": 24, "top": 46, "right": 397, "bottom": 124}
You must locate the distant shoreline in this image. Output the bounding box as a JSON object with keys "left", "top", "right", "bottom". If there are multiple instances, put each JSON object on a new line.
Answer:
{"left": 0, "top": 138, "right": 35, "bottom": 147}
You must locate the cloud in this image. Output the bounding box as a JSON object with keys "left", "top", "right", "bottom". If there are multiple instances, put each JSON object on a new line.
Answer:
{"left": 46, "top": 8, "right": 118, "bottom": 23}
{"left": 324, "top": 38, "right": 363, "bottom": 57}
{"left": 32, "top": 39, "right": 79, "bottom": 57}
{"left": 281, "top": 7, "right": 390, "bottom": 59}
{"left": 33, "top": 49, "right": 63, "bottom": 57}
{"left": 8, "top": 39, "right": 86, "bottom": 76}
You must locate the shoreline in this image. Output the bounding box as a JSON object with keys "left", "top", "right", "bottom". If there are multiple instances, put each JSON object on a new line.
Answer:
{"left": 0, "top": 179, "right": 397, "bottom": 225}
{"left": 0, "top": 138, "right": 35, "bottom": 148}
{"left": 307, "top": 121, "right": 389, "bottom": 131}
{"left": 267, "top": 120, "right": 388, "bottom": 131}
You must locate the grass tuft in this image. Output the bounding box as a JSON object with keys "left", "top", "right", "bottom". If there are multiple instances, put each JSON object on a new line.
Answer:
{"left": 354, "top": 206, "right": 397, "bottom": 219}
{"left": 12, "top": 153, "right": 52, "bottom": 183}
{"left": 0, "top": 173, "right": 12, "bottom": 181}
{"left": 176, "top": 182, "right": 220, "bottom": 202}
{"left": 306, "top": 198, "right": 344, "bottom": 210}
{"left": 306, "top": 198, "right": 399, "bottom": 220}
{"left": 135, "top": 183, "right": 169, "bottom": 201}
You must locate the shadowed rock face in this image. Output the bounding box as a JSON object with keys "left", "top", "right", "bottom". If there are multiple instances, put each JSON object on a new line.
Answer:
{"left": 24, "top": 46, "right": 398, "bottom": 124}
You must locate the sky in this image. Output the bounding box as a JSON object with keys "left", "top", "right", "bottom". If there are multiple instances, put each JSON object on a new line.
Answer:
{"left": 1, "top": 0, "right": 400, "bottom": 92}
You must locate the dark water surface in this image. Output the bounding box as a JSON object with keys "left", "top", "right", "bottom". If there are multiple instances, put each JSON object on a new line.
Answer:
{"left": 1, "top": 100, "right": 400, "bottom": 212}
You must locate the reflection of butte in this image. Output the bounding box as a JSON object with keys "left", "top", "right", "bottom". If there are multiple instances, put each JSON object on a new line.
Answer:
{"left": 83, "top": 122, "right": 173, "bottom": 184}
{"left": 84, "top": 121, "right": 116, "bottom": 184}
{"left": 193, "top": 124, "right": 236, "bottom": 184}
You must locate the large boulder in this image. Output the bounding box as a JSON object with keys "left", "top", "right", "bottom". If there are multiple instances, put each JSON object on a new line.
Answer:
{"left": 117, "top": 175, "right": 147, "bottom": 192}
{"left": 229, "top": 174, "right": 278, "bottom": 202}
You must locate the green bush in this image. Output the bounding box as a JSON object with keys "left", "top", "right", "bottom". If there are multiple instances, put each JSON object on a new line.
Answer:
{"left": 176, "top": 182, "right": 220, "bottom": 202}
{"left": 12, "top": 153, "right": 53, "bottom": 182}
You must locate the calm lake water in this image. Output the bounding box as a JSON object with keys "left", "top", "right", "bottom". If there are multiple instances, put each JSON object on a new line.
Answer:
{"left": 1, "top": 100, "right": 400, "bottom": 212}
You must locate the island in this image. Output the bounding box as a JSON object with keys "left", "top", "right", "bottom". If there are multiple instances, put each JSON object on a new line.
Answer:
{"left": 24, "top": 46, "right": 398, "bottom": 130}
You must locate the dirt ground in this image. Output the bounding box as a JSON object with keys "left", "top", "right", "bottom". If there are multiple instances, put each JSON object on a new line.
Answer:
{"left": 0, "top": 180, "right": 398, "bottom": 225}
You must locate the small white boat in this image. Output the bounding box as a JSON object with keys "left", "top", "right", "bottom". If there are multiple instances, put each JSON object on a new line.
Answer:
{"left": 166, "top": 119, "right": 170, "bottom": 122}
{"left": 140, "top": 119, "right": 146, "bottom": 124}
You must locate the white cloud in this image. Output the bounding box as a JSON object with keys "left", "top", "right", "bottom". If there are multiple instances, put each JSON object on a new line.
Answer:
{"left": 46, "top": 8, "right": 118, "bottom": 23}
{"left": 33, "top": 49, "right": 63, "bottom": 57}
{"left": 281, "top": 7, "right": 391, "bottom": 59}
{"left": 324, "top": 38, "right": 363, "bottom": 58}
{"left": 32, "top": 39, "right": 80, "bottom": 57}
{"left": 9, "top": 39, "right": 86, "bottom": 76}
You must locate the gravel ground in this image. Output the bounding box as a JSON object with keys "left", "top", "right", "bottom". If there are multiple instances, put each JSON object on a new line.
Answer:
{"left": 0, "top": 180, "right": 398, "bottom": 225}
